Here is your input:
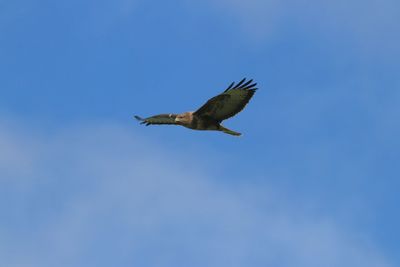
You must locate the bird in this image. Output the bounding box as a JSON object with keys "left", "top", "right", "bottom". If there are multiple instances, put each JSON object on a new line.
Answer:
{"left": 134, "top": 78, "right": 258, "bottom": 136}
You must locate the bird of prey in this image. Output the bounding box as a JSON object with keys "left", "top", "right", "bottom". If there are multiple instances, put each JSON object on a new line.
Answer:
{"left": 134, "top": 78, "right": 257, "bottom": 136}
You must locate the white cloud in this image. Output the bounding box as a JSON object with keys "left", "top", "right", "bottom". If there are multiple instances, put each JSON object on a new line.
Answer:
{"left": 206, "top": 0, "right": 400, "bottom": 57}
{"left": 0, "top": 117, "right": 394, "bottom": 267}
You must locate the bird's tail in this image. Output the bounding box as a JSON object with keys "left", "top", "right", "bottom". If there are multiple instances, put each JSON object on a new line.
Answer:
{"left": 219, "top": 125, "right": 242, "bottom": 136}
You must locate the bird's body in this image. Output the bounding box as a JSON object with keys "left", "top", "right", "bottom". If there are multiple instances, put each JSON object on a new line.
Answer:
{"left": 134, "top": 78, "right": 258, "bottom": 136}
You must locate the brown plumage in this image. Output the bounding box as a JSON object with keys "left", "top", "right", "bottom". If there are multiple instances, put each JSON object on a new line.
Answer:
{"left": 134, "top": 78, "right": 258, "bottom": 136}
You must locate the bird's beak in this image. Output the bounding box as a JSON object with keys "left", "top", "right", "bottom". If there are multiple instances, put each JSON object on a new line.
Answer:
{"left": 175, "top": 117, "right": 180, "bottom": 122}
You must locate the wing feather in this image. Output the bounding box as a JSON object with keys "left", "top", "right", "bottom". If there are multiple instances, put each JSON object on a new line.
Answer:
{"left": 134, "top": 114, "right": 178, "bottom": 126}
{"left": 224, "top": 81, "right": 235, "bottom": 92}
{"left": 194, "top": 78, "right": 257, "bottom": 122}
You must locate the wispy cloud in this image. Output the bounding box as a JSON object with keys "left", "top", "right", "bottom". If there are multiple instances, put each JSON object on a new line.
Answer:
{"left": 206, "top": 0, "right": 400, "bottom": 57}
{"left": 0, "top": 116, "right": 393, "bottom": 267}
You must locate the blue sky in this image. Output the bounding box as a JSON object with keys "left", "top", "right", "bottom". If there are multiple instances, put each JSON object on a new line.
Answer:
{"left": 1, "top": 0, "right": 399, "bottom": 266}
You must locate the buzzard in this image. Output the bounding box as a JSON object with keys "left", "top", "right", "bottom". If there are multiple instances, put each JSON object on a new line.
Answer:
{"left": 134, "top": 78, "right": 257, "bottom": 136}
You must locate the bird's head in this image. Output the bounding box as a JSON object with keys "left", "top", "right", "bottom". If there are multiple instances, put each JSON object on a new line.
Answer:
{"left": 175, "top": 112, "right": 193, "bottom": 124}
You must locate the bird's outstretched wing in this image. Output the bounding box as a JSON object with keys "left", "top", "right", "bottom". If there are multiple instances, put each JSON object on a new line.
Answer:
{"left": 194, "top": 78, "right": 257, "bottom": 122}
{"left": 134, "top": 114, "right": 178, "bottom": 126}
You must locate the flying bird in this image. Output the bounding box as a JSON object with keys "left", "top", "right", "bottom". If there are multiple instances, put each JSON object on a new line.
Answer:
{"left": 134, "top": 78, "right": 257, "bottom": 136}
